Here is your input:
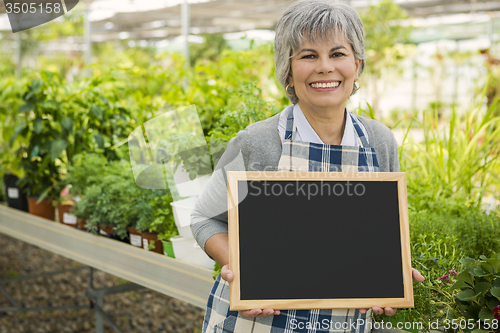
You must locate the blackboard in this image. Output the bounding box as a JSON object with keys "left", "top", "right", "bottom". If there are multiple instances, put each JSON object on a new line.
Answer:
{"left": 227, "top": 171, "right": 413, "bottom": 311}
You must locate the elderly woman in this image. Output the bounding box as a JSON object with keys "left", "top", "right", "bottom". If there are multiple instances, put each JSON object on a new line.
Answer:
{"left": 191, "top": 0, "right": 424, "bottom": 332}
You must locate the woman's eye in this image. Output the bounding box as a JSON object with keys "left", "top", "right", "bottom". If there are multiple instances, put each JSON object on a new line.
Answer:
{"left": 332, "top": 52, "right": 345, "bottom": 58}
{"left": 302, "top": 54, "right": 315, "bottom": 59}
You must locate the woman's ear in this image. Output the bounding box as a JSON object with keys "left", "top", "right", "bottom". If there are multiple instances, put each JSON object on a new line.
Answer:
{"left": 354, "top": 59, "right": 362, "bottom": 79}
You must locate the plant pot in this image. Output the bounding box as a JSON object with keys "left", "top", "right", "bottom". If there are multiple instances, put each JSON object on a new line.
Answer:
{"left": 194, "top": 243, "right": 215, "bottom": 269}
{"left": 162, "top": 240, "right": 175, "bottom": 258}
{"left": 128, "top": 227, "right": 142, "bottom": 248}
{"left": 27, "top": 197, "right": 55, "bottom": 220}
{"left": 171, "top": 196, "right": 198, "bottom": 238}
{"left": 141, "top": 232, "right": 163, "bottom": 254}
{"left": 98, "top": 223, "right": 115, "bottom": 238}
{"left": 171, "top": 236, "right": 198, "bottom": 265}
{"left": 3, "top": 174, "right": 29, "bottom": 212}
{"left": 76, "top": 218, "right": 87, "bottom": 230}
{"left": 171, "top": 164, "right": 211, "bottom": 197}
{"left": 56, "top": 204, "right": 77, "bottom": 227}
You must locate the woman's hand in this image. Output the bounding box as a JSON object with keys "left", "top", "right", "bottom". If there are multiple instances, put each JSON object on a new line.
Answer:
{"left": 359, "top": 268, "right": 425, "bottom": 316}
{"left": 221, "top": 265, "right": 281, "bottom": 318}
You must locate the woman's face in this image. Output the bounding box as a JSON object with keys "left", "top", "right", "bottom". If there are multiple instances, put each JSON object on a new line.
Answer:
{"left": 288, "top": 33, "right": 361, "bottom": 113}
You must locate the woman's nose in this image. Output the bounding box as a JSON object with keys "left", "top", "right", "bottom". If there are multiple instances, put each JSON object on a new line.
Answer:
{"left": 315, "top": 57, "right": 334, "bottom": 74}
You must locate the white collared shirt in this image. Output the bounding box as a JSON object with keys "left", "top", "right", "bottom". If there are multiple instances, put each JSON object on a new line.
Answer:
{"left": 278, "top": 104, "right": 369, "bottom": 146}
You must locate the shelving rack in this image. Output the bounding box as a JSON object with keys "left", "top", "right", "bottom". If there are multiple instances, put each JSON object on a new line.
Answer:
{"left": 0, "top": 204, "right": 214, "bottom": 332}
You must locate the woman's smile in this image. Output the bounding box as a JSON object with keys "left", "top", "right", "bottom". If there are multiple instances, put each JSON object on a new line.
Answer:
{"left": 309, "top": 80, "right": 341, "bottom": 91}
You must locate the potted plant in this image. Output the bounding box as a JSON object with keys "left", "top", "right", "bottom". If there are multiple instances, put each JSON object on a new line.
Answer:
{"left": 64, "top": 152, "right": 109, "bottom": 230}
{"left": 0, "top": 75, "right": 30, "bottom": 211}
{"left": 55, "top": 184, "right": 77, "bottom": 227}
{"left": 8, "top": 74, "right": 70, "bottom": 220}
{"left": 135, "top": 191, "right": 178, "bottom": 255}
{"left": 72, "top": 159, "right": 134, "bottom": 240}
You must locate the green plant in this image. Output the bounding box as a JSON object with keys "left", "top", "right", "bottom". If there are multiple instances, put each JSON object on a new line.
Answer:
{"left": 399, "top": 92, "right": 500, "bottom": 214}
{"left": 208, "top": 81, "right": 280, "bottom": 149}
{"left": 445, "top": 254, "right": 500, "bottom": 332}
{"left": 213, "top": 262, "right": 222, "bottom": 281}
{"left": 72, "top": 159, "right": 136, "bottom": 239}
{"left": 65, "top": 152, "right": 109, "bottom": 198}
{"left": 135, "top": 191, "right": 177, "bottom": 236}
{"left": 10, "top": 72, "right": 68, "bottom": 202}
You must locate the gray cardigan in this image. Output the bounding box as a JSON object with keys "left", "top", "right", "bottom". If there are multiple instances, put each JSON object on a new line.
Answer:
{"left": 190, "top": 111, "right": 400, "bottom": 252}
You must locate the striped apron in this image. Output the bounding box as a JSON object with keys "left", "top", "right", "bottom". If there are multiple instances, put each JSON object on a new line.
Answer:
{"left": 202, "top": 107, "right": 380, "bottom": 333}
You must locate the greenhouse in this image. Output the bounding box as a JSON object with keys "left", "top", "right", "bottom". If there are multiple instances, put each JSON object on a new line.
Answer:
{"left": 0, "top": 0, "right": 499, "bottom": 332}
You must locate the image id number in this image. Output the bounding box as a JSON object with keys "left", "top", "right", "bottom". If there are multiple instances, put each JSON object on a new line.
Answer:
{"left": 443, "top": 319, "right": 499, "bottom": 330}
{"left": 5, "top": 2, "right": 62, "bottom": 14}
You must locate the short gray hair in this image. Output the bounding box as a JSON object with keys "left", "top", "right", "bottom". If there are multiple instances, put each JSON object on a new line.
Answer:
{"left": 274, "top": 0, "right": 366, "bottom": 104}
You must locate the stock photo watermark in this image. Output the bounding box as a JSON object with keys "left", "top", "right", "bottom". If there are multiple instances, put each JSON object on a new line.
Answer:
{"left": 248, "top": 180, "right": 366, "bottom": 200}
{"left": 4, "top": 0, "right": 79, "bottom": 32}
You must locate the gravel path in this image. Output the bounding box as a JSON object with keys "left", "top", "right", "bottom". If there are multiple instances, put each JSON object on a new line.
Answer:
{"left": 0, "top": 233, "right": 205, "bottom": 333}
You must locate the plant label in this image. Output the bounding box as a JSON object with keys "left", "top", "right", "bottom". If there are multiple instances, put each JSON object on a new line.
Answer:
{"left": 7, "top": 188, "right": 19, "bottom": 199}
{"left": 63, "top": 213, "right": 77, "bottom": 224}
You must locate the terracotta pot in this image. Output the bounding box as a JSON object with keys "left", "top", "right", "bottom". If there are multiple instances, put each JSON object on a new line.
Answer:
{"left": 128, "top": 227, "right": 142, "bottom": 248}
{"left": 56, "top": 204, "right": 77, "bottom": 227}
{"left": 27, "top": 197, "right": 55, "bottom": 220}
{"left": 76, "top": 218, "right": 87, "bottom": 230}
{"left": 98, "top": 223, "right": 115, "bottom": 237}
{"left": 141, "top": 232, "right": 163, "bottom": 254}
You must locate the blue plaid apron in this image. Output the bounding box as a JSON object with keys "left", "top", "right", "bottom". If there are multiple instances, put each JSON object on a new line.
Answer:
{"left": 202, "top": 107, "right": 380, "bottom": 333}
{"left": 277, "top": 107, "right": 380, "bottom": 172}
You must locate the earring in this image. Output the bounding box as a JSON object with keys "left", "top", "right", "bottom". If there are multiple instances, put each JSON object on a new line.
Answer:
{"left": 285, "top": 84, "right": 296, "bottom": 97}
{"left": 353, "top": 80, "right": 360, "bottom": 92}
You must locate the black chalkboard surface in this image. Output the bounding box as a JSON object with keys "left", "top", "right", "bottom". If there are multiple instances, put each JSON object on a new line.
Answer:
{"left": 227, "top": 171, "right": 413, "bottom": 311}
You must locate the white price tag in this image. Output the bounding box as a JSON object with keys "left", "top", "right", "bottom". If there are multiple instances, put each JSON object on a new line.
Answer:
{"left": 7, "top": 188, "right": 19, "bottom": 199}
{"left": 130, "top": 234, "right": 142, "bottom": 247}
{"left": 63, "top": 213, "right": 77, "bottom": 224}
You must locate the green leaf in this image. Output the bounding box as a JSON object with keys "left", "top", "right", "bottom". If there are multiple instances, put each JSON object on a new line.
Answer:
{"left": 33, "top": 119, "right": 43, "bottom": 134}
{"left": 481, "top": 262, "right": 495, "bottom": 274}
{"left": 457, "top": 270, "right": 473, "bottom": 284}
{"left": 37, "top": 185, "right": 53, "bottom": 202}
{"left": 18, "top": 103, "right": 34, "bottom": 113}
{"left": 478, "top": 308, "right": 495, "bottom": 321}
{"left": 49, "top": 139, "right": 68, "bottom": 161}
{"left": 61, "top": 118, "right": 74, "bottom": 132}
{"left": 94, "top": 133, "right": 104, "bottom": 148}
{"left": 451, "top": 280, "right": 471, "bottom": 290}
{"left": 474, "top": 282, "right": 490, "bottom": 295}
{"left": 91, "top": 105, "right": 104, "bottom": 120}
{"left": 457, "top": 289, "right": 480, "bottom": 301}
{"left": 484, "top": 258, "right": 500, "bottom": 272}
{"left": 471, "top": 330, "right": 489, "bottom": 333}
{"left": 491, "top": 287, "right": 500, "bottom": 300}
{"left": 460, "top": 258, "right": 475, "bottom": 265}
{"left": 470, "top": 267, "right": 487, "bottom": 277}
{"left": 9, "top": 122, "right": 28, "bottom": 147}
{"left": 31, "top": 79, "right": 43, "bottom": 93}
{"left": 30, "top": 145, "right": 39, "bottom": 158}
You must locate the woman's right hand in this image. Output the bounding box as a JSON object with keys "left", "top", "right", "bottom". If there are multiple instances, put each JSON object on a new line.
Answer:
{"left": 221, "top": 264, "right": 281, "bottom": 318}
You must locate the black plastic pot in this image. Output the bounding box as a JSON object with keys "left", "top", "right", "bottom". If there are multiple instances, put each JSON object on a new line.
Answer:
{"left": 3, "top": 174, "right": 29, "bottom": 212}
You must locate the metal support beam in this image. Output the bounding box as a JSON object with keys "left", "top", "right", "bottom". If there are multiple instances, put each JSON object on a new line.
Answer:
{"left": 84, "top": 2, "right": 92, "bottom": 69}
{"left": 181, "top": 0, "right": 190, "bottom": 65}
{"left": 16, "top": 32, "right": 21, "bottom": 78}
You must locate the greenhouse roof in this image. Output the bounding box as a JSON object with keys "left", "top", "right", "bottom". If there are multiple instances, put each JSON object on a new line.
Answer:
{"left": 0, "top": 0, "right": 499, "bottom": 41}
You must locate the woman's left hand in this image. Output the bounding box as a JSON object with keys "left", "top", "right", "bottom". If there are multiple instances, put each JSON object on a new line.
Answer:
{"left": 359, "top": 268, "right": 425, "bottom": 316}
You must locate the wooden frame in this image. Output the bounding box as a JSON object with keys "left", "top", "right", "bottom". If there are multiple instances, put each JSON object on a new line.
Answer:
{"left": 227, "top": 171, "right": 413, "bottom": 311}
